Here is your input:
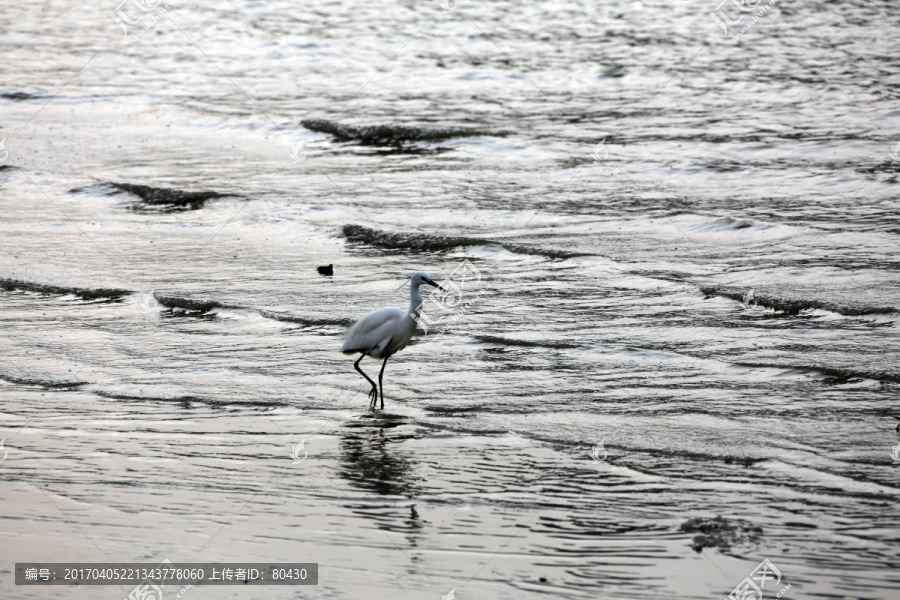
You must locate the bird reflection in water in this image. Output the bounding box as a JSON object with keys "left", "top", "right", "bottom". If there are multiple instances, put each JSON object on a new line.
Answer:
{"left": 339, "top": 428, "right": 427, "bottom": 545}
{"left": 339, "top": 428, "right": 420, "bottom": 498}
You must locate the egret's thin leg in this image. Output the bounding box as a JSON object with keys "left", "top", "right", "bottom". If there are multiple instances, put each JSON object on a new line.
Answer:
{"left": 378, "top": 356, "right": 389, "bottom": 410}
{"left": 354, "top": 354, "right": 378, "bottom": 408}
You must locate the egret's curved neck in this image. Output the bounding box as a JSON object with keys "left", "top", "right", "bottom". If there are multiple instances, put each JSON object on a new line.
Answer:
{"left": 409, "top": 283, "right": 424, "bottom": 317}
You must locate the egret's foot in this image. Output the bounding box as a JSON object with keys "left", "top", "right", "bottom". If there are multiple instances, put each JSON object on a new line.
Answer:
{"left": 368, "top": 386, "right": 379, "bottom": 409}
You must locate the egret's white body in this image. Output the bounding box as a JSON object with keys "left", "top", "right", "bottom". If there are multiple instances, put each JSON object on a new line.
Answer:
{"left": 341, "top": 307, "right": 415, "bottom": 360}
{"left": 341, "top": 271, "right": 441, "bottom": 409}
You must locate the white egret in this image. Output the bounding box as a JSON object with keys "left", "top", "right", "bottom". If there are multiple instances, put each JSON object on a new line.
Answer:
{"left": 341, "top": 271, "right": 442, "bottom": 409}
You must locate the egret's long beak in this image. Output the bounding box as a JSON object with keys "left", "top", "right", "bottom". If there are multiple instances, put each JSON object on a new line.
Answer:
{"left": 426, "top": 278, "right": 443, "bottom": 291}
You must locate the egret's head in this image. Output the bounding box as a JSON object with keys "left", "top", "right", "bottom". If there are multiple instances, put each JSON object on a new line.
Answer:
{"left": 411, "top": 270, "right": 442, "bottom": 290}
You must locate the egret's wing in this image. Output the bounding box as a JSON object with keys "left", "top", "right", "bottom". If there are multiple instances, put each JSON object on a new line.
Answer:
{"left": 340, "top": 307, "right": 406, "bottom": 354}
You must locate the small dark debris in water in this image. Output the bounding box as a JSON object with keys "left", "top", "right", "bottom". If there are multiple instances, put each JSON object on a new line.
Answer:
{"left": 538, "top": 577, "right": 548, "bottom": 583}
{"left": 317, "top": 264, "right": 334, "bottom": 276}
{"left": 680, "top": 516, "right": 762, "bottom": 553}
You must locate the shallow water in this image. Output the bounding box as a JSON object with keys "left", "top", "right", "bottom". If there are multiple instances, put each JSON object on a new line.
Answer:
{"left": 1, "top": 1, "right": 899, "bottom": 598}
